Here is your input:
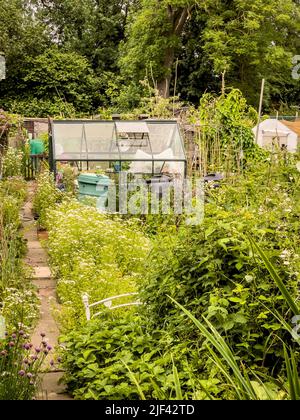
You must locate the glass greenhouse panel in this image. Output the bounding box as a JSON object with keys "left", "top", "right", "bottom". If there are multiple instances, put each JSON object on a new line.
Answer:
{"left": 53, "top": 123, "right": 84, "bottom": 160}
{"left": 147, "top": 122, "right": 185, "bottom": 159}
{"left": 51, "top": 120, "right": 187, "bottom": 176}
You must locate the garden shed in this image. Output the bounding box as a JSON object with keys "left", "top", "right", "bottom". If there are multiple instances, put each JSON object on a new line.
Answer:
{"left": 253, "top": 119, "right": 298, "bottom": 153}
{"left": 24, "top": 118, "right": 49, "bottom": 139}
{"left": 49, "top": 120, "right": 187, "bottom": 176}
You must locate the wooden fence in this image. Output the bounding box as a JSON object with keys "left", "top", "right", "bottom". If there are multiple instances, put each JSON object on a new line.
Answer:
{"left": 23, "top": 155, "right": 48, "bottom": 180}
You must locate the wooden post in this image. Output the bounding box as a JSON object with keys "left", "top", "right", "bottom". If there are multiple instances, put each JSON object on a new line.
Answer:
{"left": 221, "top": 70, "right": 226, "bottom": 95}
{"left": 255, "top": 79, "right": 265, "bottom": 144}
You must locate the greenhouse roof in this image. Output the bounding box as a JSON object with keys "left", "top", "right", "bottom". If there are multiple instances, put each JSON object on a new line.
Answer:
{"left": 51, "top": 120, "right": 186, "bottom": 162}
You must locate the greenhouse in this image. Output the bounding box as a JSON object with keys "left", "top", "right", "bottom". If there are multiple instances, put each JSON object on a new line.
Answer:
{"left": 49, "top": 120, "right": 187, "bottom": 177}
{"left": 1, "top": 0, "right": 300, "bottom": 402}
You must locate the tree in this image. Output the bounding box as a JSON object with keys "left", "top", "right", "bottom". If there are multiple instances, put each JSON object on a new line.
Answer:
{"left": 23, "top": 49, "right": 102, "bottom": 113}
{"left": 34, "top": 0, "right": 133, "bottom": 73}
{"left": 0, "top": 0, "right": 50, "bottom": 99}
{"left": 201, "top": 0, "right": 300, "bottom": 107}
{"left": 120, "top": 0, "right": 195, "bottom": 98}
{"left": 121, "top": 0, "right": 300, "bottom": 109}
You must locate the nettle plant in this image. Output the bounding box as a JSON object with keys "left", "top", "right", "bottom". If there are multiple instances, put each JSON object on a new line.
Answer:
{"left": 138, "top": 159, "right": 300, "bottom": 374}
{"left": 60, "top": 314, "right": 201, "bottom": 400}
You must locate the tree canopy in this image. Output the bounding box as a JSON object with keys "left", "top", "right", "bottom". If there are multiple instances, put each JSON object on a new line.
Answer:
{"left": 0, "top": 0, "right": 299, "bottom": 116}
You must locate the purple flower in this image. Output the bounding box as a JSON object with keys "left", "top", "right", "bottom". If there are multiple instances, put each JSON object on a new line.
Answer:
{"left": 42, "top": 341, "right": 48, "bottom": 347}
{"left": 23, "top": 358, "right": 29, "bottom": 365}
{"left": 30, "top": 355, "right": 38, "bottom": 361}
{"left": 11, "top": 333, "right": 17, "bottom": 339}
{"left": 27, "top": 373, "right": 33, "bottom": 378}
{"left": 18, "top": 370, "right": 25, "bottom": 377}
{"left": 1, "top": 350, "right": 7, "bottom": 356}
{"left": 19, "top": 330, "right": 25, "bottom": 336}
{"left": 43, "top": 350, "right": 49, "bottom": 355}
{"left": 35, "top": 347, "right": 41, "bottom": 353}
{"left": 50, "top": 360, "right": 55, "bottom": 367}
{"left": 8, "top": 342, "right": 15, "bottom": 348}
{"left": 46, "top": 345, "right": 52, "bottom": 351}
{"left": 23, "top": 343, "right": 31, "bottom": 350}
{"left": 57, "top": 357, "right": 62, "bottom": 363}
{"left": 29, "top": 381, "right": 35, "bottom": 386}
{"left": 40, "top": 333, "right": 46, "bottom": 338}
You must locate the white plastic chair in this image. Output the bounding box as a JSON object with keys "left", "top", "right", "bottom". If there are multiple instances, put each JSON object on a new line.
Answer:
{"left": 82, "top": 293, "right": 142, "bottom": 321}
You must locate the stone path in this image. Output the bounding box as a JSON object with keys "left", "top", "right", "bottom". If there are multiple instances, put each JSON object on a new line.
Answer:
{"left": 22, "top": 183, "right": 72, "bottom": 400}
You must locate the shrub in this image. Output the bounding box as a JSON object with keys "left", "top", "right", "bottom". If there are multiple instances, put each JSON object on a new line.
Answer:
{"left": 1, "top": 148, "right": 24, "bottom": 179}
{"left": 33, "top": 170, "right": 63, "bottom": 229}
{"left": 60, "top": 314, "right": 200, "bottom": 400}
{"left": 5, "top": 97, "right": 77, "bottom": 119}
{"left": 46, "top": 200, "right": 150, "bottom": 330}
{"left": 0, "top": 177, "right": 27, "bottom": 203}
{"left": 138, "top": 159, "right": 300, "bottom": 373}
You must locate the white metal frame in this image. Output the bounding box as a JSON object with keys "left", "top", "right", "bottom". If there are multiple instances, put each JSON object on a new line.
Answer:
{"left": 82, "top": 293, "right": 142, "bottom": 320}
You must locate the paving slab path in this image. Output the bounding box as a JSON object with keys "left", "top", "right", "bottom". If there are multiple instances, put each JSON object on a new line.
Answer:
{"left": 22, "top": 183, "right": 72, "bottom": 401}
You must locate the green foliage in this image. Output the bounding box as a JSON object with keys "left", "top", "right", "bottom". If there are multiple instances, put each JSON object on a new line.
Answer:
{"left": 23, "top": 49, "right": 102, "bottom": 113}
{"left": 138, "top": 158, "right": 300, "bottom": 371}
{"left": 1, "top": 0, "right": 299, "bottom": 112}
{"left": 45, "top": 200, "right": 150, "bottom": 330}
{"left": 60, "top": 314, "right": 198, "bottom": 400}
{"left": 1, "top": 147, "right": 24, "bottom": 178}
{"left": 35, "top": 0, "right": 128, "bottom": 74}
{"left": 5, "top": 97, "right": 77, "bottom": 119}
{"left": 0, "top": 178, "right": 38, "bottom": 330}
{"left": 188, "top": 90, "right": 269, "bottom": 175}
{"left": 120, "top": 0, "right": 194, "bottom": 97}
{"left": 0, "top": 329, "right": 53, "bottom": 400}
{"left": 33, "top": 170, "right": 63, "bottom": 229}
{"left": 170, "top": 297, "right": 291, "bottom": 400}
{"left": 201, "top": 0, "right": 300, "bottom": 107}
{"left": 56, "top": 164, "right": 77, "bottom": 194}
{"left": 0, "top": 0, "right": 50, "bottom": 104}
{"left": 50, "top": 154, "right": 300, "bottom": 400}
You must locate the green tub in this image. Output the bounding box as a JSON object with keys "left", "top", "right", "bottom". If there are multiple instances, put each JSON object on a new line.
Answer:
{"left": 78, "top": 174, "right": 112, "bottom": 211}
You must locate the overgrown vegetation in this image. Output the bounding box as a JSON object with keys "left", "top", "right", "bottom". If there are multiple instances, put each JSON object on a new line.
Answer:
{"left": 0, "top": 1, "right": 299, "bottom": 115}
{"left": 31, "top": 148, "right": 300, "bottom": 400}
{"left": 42, "top": 195, "right": 150, "bottom": 331}
{"left": 0, "top": 177, "right": 38, "bottom": 331}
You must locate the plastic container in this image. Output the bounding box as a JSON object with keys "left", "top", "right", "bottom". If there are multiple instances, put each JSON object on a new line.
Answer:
{"left": 78, "top": 173, "right": 111, "bottom": 197}
{"left": 30, "top": 139, "right": 45, "bottom": 155}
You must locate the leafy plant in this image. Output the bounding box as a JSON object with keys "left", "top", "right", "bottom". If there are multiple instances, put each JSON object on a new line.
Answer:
{"left": 33, "top": 169, "right": 63, "bottom": 229}
{"left": 1, "top": 147, "right": 24, "bottom": 179}
{"left": 60, "top": 314, "right": 198, "bottom": 400}
{"left": 138, "top": 158, "right": 300, "bottom": 373}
